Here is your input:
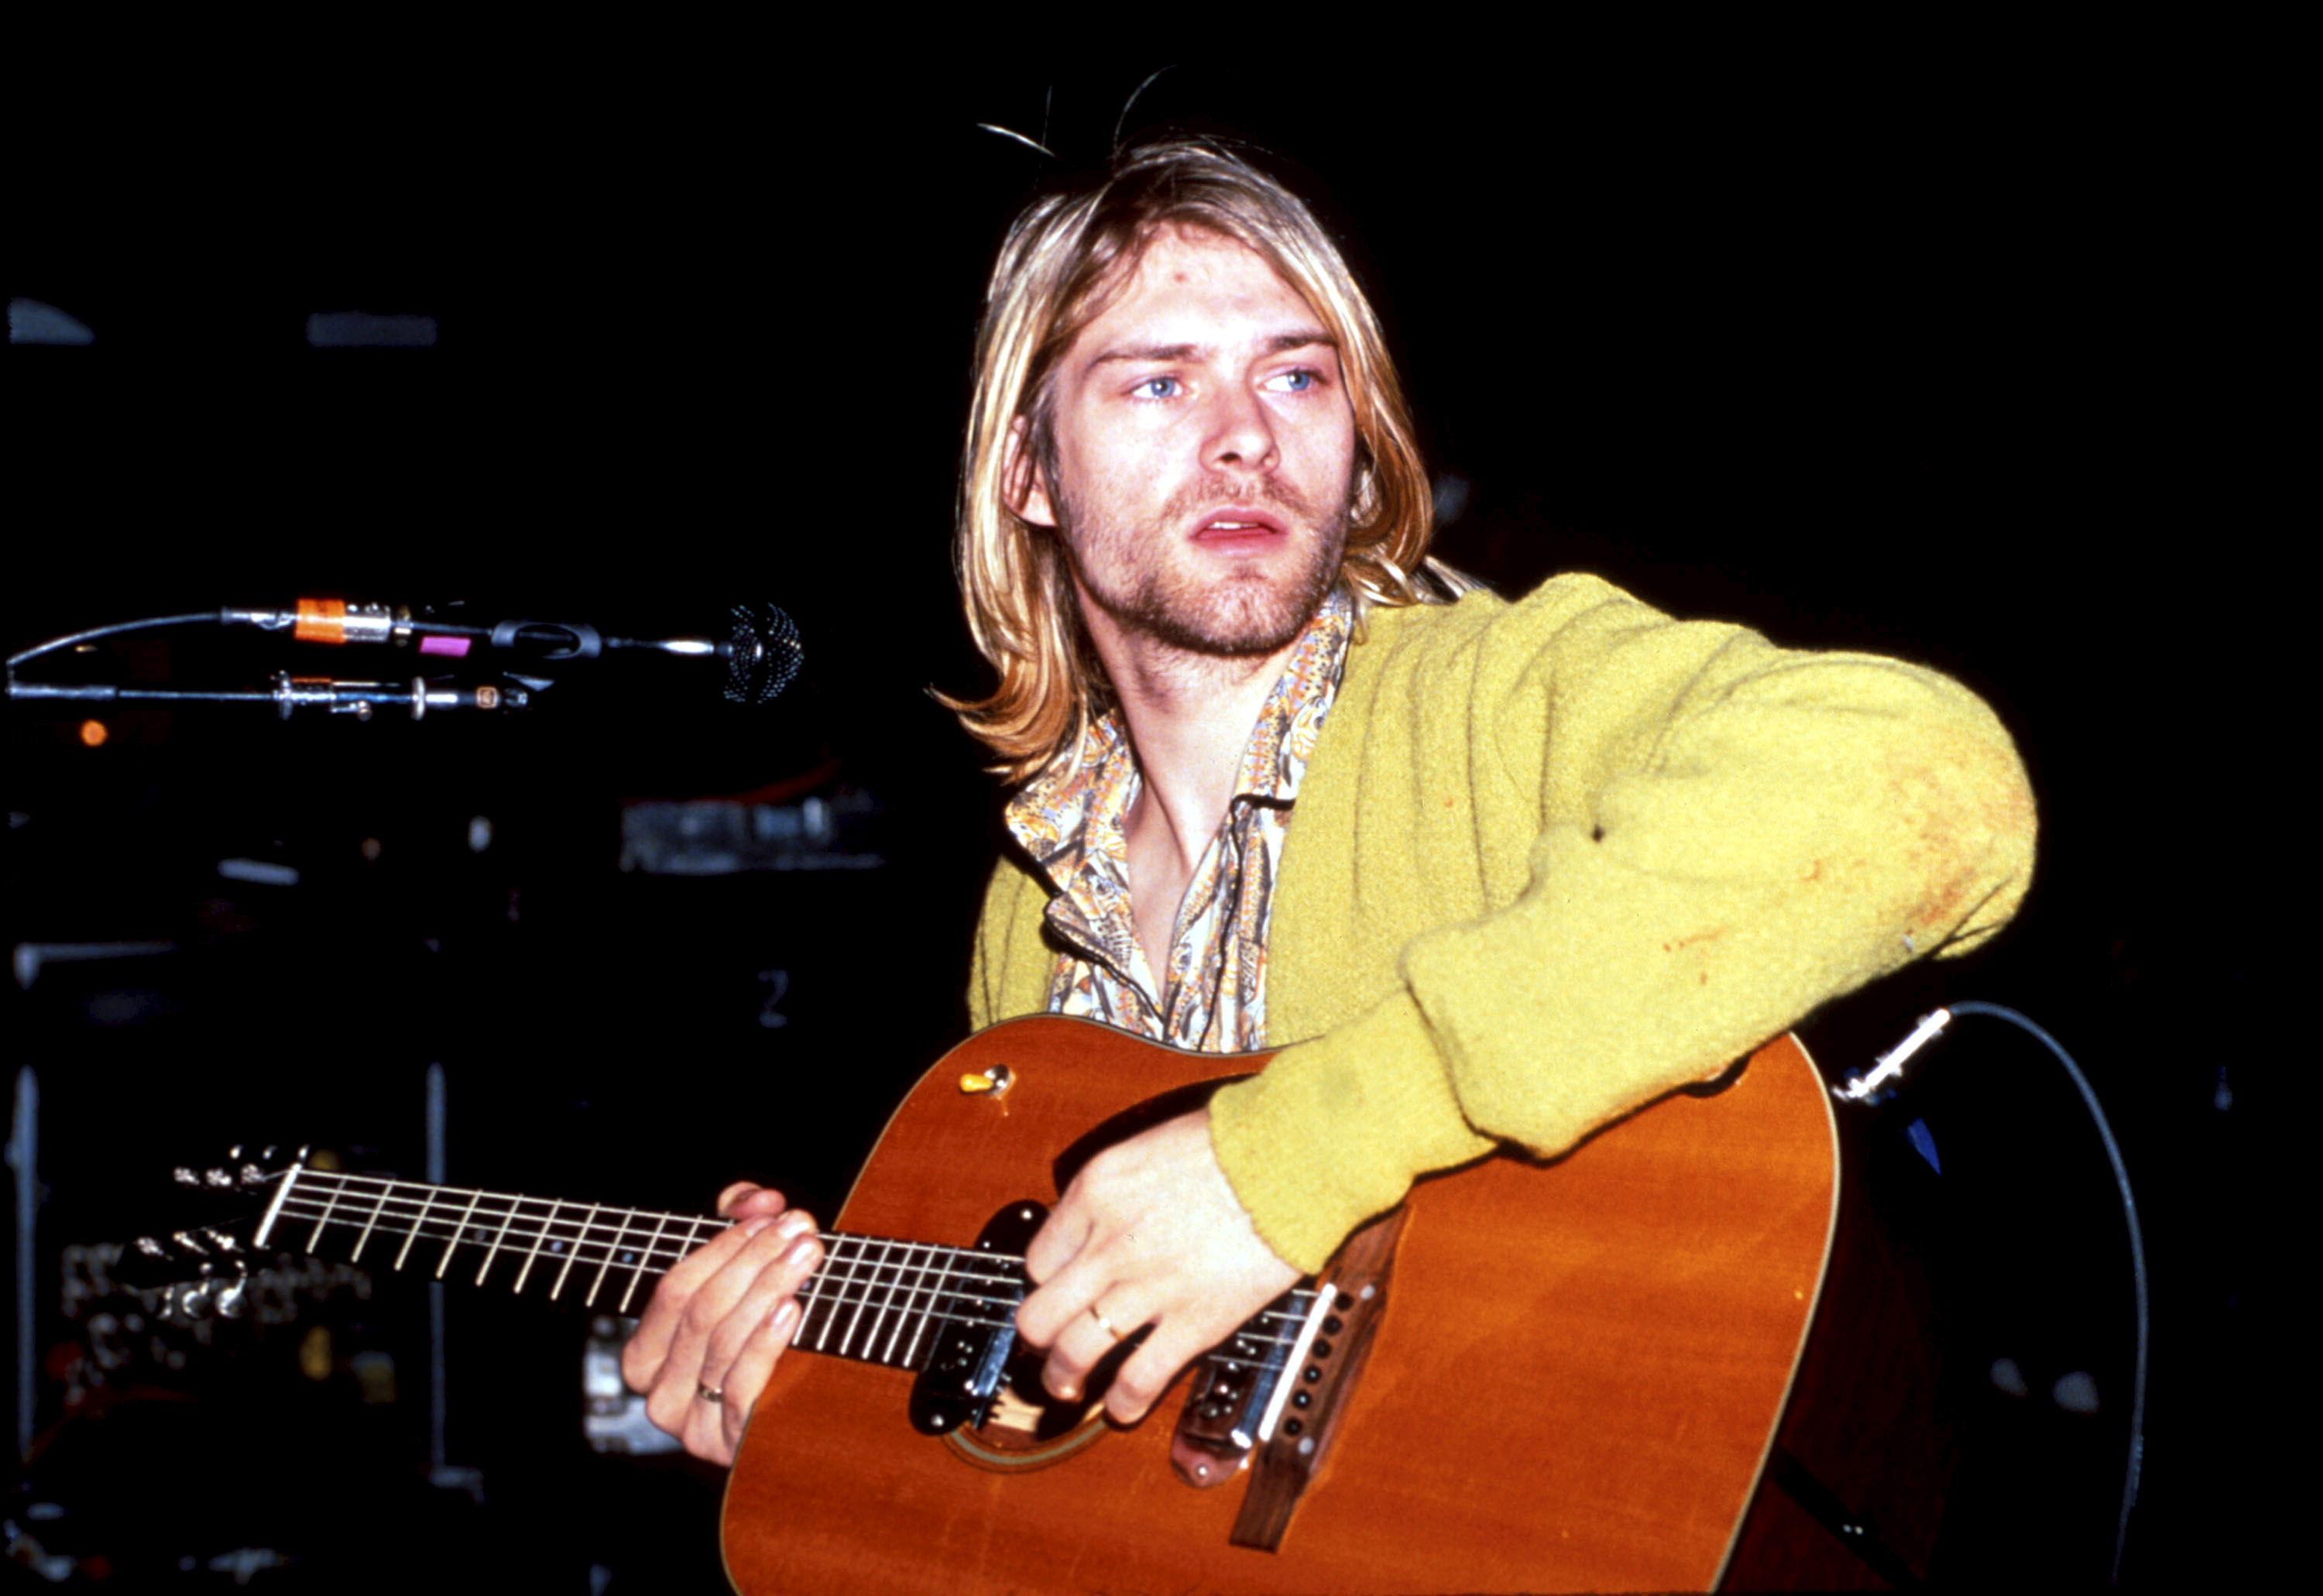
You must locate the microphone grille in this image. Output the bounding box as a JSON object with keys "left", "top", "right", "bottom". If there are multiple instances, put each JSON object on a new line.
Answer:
{"left": 726, "top": 603, "right": 802, "bottom": 705}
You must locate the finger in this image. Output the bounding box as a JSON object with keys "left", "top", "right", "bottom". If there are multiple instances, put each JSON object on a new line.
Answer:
{"left": 1022, "top": 1195, "right": 1096, "bottom": 1288}
{"left": 632, "top": 1210, "right": 812, "bottom": 1404}
{"left": 719, "top": 1296, "right": 806, "bottom": 1459}
{"left": 1014, "top": 1244, "right": 1107, "bottom": 1351}
{"left": 1038, "top": 1290, "right": 1152, "bottom": 1403}
{"left": 699, "top": 1227, "right": 822, "bottom": 1395}
{"left": 684, "top": 1365, "right": 739, "bottom": 1466}
{"left": 716, "top": 1182, "right": 788, "bottom": 1220}
{"left": 623, "top": 1213, "right": 781, "bottom": 1388}
{"left": 1103, "top": 1319, "right": 1216, "bottom": 1423}
{"left": 671, "top": 1224, "right": 815, "bottom": 1465}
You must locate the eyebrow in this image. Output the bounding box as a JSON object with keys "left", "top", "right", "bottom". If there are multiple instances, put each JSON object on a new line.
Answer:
{"left": 1088, "top": 330, "right": 1336, "bottom": 367}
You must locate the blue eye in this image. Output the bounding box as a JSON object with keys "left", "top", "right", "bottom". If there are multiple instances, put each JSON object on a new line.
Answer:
{"left": 1134, "top": 376, "right": 1181, "bottom": 400}
{"left": 1266, "top": 369, "right": 1319, "bottom": 393}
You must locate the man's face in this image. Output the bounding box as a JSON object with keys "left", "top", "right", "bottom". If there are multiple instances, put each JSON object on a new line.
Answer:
{"left": 1019, "top": 226, "right": 1358, "bottom": 661}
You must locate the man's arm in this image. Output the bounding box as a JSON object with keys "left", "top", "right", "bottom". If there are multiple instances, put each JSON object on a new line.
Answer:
{"left": 1213, "top": 577, "right": 2037, "bottom": 1270}
{"left": 998, "top": 577, "right": 2033, "bottom": 1405}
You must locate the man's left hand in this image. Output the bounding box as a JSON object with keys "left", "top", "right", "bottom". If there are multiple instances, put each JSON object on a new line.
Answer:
{"left": 1015, "top": 1107, "right": 1300, "bottom": 1424}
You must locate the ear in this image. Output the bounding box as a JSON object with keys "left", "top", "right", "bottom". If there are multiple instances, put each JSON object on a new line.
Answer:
{"left": 1004, "top": 416, "right": 1059, "bottom": 530}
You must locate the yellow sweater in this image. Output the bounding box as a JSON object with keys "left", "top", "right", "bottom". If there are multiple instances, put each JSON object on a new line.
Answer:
{"left": 969, "top": 574, "right": 2036, "bottom": 1271}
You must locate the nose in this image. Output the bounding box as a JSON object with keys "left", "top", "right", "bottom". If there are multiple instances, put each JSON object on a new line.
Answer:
{"left": 1200, "top": 380, "right": 1278, "bottom": 474}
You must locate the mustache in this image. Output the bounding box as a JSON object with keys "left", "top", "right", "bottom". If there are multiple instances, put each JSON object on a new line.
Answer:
{"left": 1158, "top": 475, "right": 1322, "bottom": 523}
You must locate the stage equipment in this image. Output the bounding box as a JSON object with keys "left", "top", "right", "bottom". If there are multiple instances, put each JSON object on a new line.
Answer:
{"left": 5, "top": 599, "right": 801, "bottom": 718}
{"left": 216, "top": 598, "right": 803, "bottom": 703}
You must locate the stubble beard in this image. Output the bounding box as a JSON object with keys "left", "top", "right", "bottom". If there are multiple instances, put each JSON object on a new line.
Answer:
{"left": 1061, "top": 475, "right": 1351, "bottom": 661}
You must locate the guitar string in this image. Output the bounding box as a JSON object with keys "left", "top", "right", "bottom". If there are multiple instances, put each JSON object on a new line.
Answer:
{"left": 273, "top": 1198, "right": 1320, "bottom": 1358}
{"left": 268, "top": 1194, "right": 1024, "bottom": 1288}
{"left": 269, "top": 1198, "right": 1312, "bottom": 1369}
{"left": 263, "top": 1191, "right": 1317, "bottom": 1354}
{"left": 267, "top": 1176, "right": 1329, "bottom": 1320}
{"left": 266, "top": 1192, "right": 1323, "bottom": 1331}
{"left": 269, "top": 1176, "right": 1318, "bottom": 1316}
{"left": 272, "top": 1183, "right": 991, "bottom": 1272}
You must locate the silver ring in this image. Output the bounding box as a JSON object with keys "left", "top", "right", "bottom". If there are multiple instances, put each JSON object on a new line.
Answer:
{"left": 697, "top": 1381, "right": 725, "bottom": 1405}
{"left": 1089, "top": 1305, "right": 1124, "bottom": 1342}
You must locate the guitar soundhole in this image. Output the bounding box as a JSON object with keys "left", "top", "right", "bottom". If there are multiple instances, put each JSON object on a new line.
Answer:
{"left": 945, "top": 1353, "right": 1115, "bottom": 1472}
{"left": 923, "top": 1199, "right": 1127, "bottom": 1472}
{"left": 978, "top": 1351, "right": 1113, "bottom": 1446}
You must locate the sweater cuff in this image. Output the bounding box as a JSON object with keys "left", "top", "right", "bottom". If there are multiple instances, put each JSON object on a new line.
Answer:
{"left": 1207, "top": 994, "right": 1494, "bottom": 1273}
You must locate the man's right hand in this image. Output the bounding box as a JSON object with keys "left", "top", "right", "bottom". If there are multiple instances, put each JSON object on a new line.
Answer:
{"left": 621, "top": 1182, "right": 822, "bottom": 1466}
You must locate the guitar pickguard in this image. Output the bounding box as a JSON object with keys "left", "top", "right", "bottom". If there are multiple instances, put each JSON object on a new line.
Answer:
{"left": 912, "top": 1197, "right": 1120, "bottom": 1470}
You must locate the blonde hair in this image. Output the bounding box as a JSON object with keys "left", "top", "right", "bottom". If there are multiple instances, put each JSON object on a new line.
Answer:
{"left": 942, "top": 135, "right": 1467, "bottom": 782}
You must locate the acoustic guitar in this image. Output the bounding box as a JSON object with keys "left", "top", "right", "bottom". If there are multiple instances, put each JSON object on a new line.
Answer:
{"left": 152, "top": 1014, "right": 1838, "bottom": 1593}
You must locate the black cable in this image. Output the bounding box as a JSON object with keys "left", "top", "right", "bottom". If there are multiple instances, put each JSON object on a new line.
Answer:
{"left": 7, "top": 613, "right": 223, "bottom": 671}
{"left": 1843, "top": 1001, "right": 2149, "bottom": 1584}
{"left": 1933, "top": 1001, "right": 2147, "bottom": 1586}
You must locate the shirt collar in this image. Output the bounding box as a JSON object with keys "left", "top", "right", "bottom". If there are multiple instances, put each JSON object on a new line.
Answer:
{"left": 1004, "top": 588, "right": 1353, "bottom": 882}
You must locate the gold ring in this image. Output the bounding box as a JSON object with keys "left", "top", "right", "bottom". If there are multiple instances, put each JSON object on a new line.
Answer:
{"left": 1089, "top": 1304, "right": 1124, "bottom": 1341}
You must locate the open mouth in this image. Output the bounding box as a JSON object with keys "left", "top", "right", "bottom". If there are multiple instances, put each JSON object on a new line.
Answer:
{"left": 1192, "top": 510, "right": 1288, "bottom": 546}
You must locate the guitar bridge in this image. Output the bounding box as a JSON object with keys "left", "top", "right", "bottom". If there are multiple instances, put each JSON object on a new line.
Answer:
{"left": 1168, "top": 1284, "right": 1313, "bottom": 1487}
{"left": 1237, "top": 1210, "right": 1408, "bottom": 1551}
{"left": 1167, "top": 1207, "right": 1409, "bottom": 1556}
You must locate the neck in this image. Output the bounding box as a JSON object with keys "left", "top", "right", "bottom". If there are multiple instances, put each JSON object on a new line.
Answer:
{"left": 1088, "top": 623, "right": 1303, "bottom": 877}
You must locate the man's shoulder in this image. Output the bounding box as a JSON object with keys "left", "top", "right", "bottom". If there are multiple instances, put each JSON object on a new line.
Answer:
{"left": 1355, "top": 571, "right": 1674, "bottom": 658}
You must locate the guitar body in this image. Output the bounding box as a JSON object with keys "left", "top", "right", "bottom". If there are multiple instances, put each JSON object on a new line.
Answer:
{"left": 721, "top": 1016, "right": 1838, "bottom": 1594}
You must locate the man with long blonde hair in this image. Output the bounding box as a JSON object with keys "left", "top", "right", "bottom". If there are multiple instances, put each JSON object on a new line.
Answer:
{"left": 626, "top": 134, "right": 2036, "bottom": 1467}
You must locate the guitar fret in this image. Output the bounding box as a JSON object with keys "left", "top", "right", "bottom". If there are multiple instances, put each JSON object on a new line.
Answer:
{"left": 550, "top": 1203, "right": 602, "bottom": 1299}
{"left": 621, "top": 1211, "right": 674, "bottom": 1315}
{"left": 237, "top": 1168, "right": 1089, "bottom": 1374}
{"left": 251, "top": 1162, "right": 301, "bottom": 1249}
{"left": 877, "top": 1243, "right": 929, "bottom": 1365}
{"left": 393, "top": 1187, "right": 438, "bottom": 1272}
{"left": 833, "top": 1239, "right": 880, "bottom": 1357}
{"left": 808, "top": 1237, "right": 864, "bottom": 1352}
{"left": 474, "top": 1196, "right": 522, "bottom": 1287}
{"left": 586, "top": 1209, "right": 637, "bottom": 1309}
{"left": 850, "top": 1240, "right": 902, "bottom": 1361}
{"left": 437, "top": 1189, "right": 485, "bottom": 1279}
{"left": 899, "top": 1246, "right": 959, "bottom": 1368}
{"left": 860, "top": 1241, "right": 919, "bottom": 1361}
{"left": 512, "top": 1199, "right": 560, "bottom": 1294}
{"left": 350, "top": 1182, "right": 392, "bottom": 1263}
{"left": 303, "top": 1174, "right": 346, "bottom": 1254}
{"left": 880, "top": 1242, "right": 936, "bottom": 1366}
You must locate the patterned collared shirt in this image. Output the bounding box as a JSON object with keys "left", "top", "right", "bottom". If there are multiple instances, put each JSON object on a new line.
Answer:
{"left": 1003, "top": 592, "right": 1353, "bottom": 1053}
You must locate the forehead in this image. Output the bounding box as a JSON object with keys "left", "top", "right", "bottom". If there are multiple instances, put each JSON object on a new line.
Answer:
{"left": 1069, "top": 226, "right": 1323, "bottom": 355}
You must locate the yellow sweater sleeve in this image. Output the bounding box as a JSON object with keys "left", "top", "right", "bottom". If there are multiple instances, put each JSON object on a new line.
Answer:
{"left": 1206, "top": 575, "right": 2036, "bottom": 1270}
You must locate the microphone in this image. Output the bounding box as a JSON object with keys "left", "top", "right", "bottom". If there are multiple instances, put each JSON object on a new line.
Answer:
{"left": 722, "top": 601, "right": 803, "bottom": 706}
{"left": 219, "top": 599, "right": 803, "bottom": 703}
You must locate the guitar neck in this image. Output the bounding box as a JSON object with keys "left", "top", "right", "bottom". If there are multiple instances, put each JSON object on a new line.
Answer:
{"left": 255, "top": 1165, "right": 1024, "bottom": 1368}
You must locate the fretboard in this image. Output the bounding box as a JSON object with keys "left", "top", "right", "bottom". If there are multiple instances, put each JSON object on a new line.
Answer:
{"left": 256, "top": 1166, "right": 1315, "bottom": 1375}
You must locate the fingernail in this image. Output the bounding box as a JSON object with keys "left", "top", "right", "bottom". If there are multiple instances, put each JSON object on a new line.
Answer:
{"left": 739, "top": 1215, "right": 776, "bottom": 1238}
{"left": 774, "top": 1211, "right": 815, "bottom": 1241}
{"left": 782, "top": 1235, "right": 818, "bottom": 1269}
{"left": 770, "top": 1299, "right": 800, "bottom": 1337}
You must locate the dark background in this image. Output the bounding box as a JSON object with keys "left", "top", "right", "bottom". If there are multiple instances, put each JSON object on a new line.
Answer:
{"left": 5, "top": 38, "right": 2270, "bottom": 1591}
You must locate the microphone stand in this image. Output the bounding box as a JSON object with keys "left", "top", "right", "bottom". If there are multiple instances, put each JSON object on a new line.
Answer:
{"left": 8, "top": 599, "right": 797, "bottom": 718}
{"left": 9, "top": 610, "right": 546, "bottom": 722}
{"left": 7, "top": 674, "right": 534, "bottom": 721}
